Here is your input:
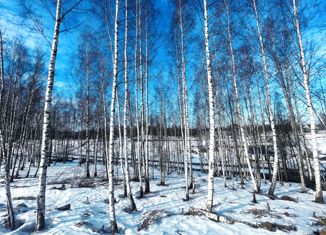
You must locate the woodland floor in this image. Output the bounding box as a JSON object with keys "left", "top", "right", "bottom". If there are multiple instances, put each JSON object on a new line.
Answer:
{"left": 1, "top": 160, "right": 326, "bottom": 235}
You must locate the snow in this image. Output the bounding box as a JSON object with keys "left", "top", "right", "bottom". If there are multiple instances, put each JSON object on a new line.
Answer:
{"left": 1, "top": 160, "right": 326, "bottom": 234}
{"left": 306, "top": 131, "right": 326, "bottom": 155}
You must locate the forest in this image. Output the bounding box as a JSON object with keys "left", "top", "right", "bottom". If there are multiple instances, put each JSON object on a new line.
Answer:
{"left": 0, "top": 0, "right": 326, "bottom": 234}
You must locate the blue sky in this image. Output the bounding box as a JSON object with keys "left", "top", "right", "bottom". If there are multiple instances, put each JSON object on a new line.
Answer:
{"left": 0, "top": 0, "right": 76, "bottom": 90}
{"left": 0, "top": 0, "right": 325, "bottom": 120}
{"left": 0, "top": 0, "right": 175, "bottom": 93}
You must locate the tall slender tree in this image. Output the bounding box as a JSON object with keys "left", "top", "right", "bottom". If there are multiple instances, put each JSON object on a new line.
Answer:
{"left": 177, "top": 0, "right": 191, "bottom": 201}
{"left": 292, "top": 0, "right": 324, "bottom": 203}
{"left": 0, "top": 29, "right": 16, "bottom": 231}
{"left": 203, "top": 0, "right": 216, "bottom": 213}
{"left": 123, "top": 0, "right": 137, "bottom": 211}
{"left": 251, "top": 0, "right": 280, "bottom": 197}
{"left": 36, "top": 0, "right": 84, "bottom": 229}
{"left": 224, "top": 0, "right": 258, "bottom": 192}
{"left": 106, "top": 0, "right": 120, "bottom": 231}
{"left": 36, "top": 0, "right": 62, "bottom": 230}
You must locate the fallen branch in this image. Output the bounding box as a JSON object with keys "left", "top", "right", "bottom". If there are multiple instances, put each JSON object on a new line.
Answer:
{"left": 280, "top": 195, "right": 298, "bottom": 203}
{"left": 56, "top": 204, "right": 71, "bottom": 211}
{"left": 185, "top": 207, "right": 234, "bottom": 224}
{"left": 242, "top": 221, "right": 297, "bottom": 232}
{"left": 185, "top": 207, "right": 297, "bottom": 232}
{"left": 138, "top": 210, "right": 168, "bottom": 231}
{"left": 13, "top": 196, "right": 36, "bottom": 200}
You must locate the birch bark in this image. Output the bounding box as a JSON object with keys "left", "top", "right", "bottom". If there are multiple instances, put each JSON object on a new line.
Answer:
{"left": 85, "top": 43, "right": 90, "bottom": 178}
{"left": 135, "top": 0, "right": 143, "bottom": 197}
{"left": 203, "top": 0, "right": 216, "bottom": 212}
{"left": 144, "top": 16, "right": 150, "bottom": 194}
{"left": 36, "top": 0, "right": 62, "bottom": 230}
{"left": 123, "top": 0, "right": 137, "bottom": 210}
{"left": 106, "top": 0, "right": 120, "bottom": 231}
{"left": 225, "top": 0, "right": 258, "bottom": 192}
{"left": 0, "top": 29, "right": 15, "bottom": 230}
{"left": 292, "top": 0, "right": 323, "bottom": 203}
{"left": 178, "top": 0, "right": 191, "bottom": 200}
{"left": 251, "top": 0, "right": 279, "bottom": 196}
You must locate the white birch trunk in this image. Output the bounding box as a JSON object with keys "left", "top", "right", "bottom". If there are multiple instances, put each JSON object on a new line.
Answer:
{"left": 225, "top": 0, "right": 258, "bottom": 192}
{"left": 139, "top": 8, "right": 145, "bottom": 195}
{"left": 116, "top": 93, "right": 126, "bottom": 194}
{"left": 178, "top": 0, "right": 191, "bottom": 200}
{"left": 135, "top": 0, "right": 143, "bottom": 198}
{"left": 216, "top": 75, "right": 227, "bottom": 186}
{"left": 203, "top": 0, "right": 216, "bottom": 213}
{"left": 0, "top": 29, "right": 4, "bottom": 169}
{"left": 36, "top": 0, "right": 62, "bottom": 230}
{"left": 256, "top": 79, "right": 271, "bottom": 178}
{"left": 85, "top": 45, "right": 90, "bottom": 178}
{"left": 293, "top": 86, "right": 313, "bottom": 181}
{"left": 251, "top": 0, "right": 279, "bottom": 196}
{"left": 3, "top": 141, "right": 15, "bottom": 230}
{"left": 106, "top": 0, "right": 120, "bottom": 232}
{"left": 0, "top": 30, "right": 3, "bottom": 106}
{"left": 123, "top": 0, "right": 137, "bottom": 210}
{"left": 0, "top": 29, "right": 15, "bottom": 230}
{"left": 292, "top": 0, "right": 323, "bottom": 203}
{"left": 278, "top": 64, "right": 306, "bottom": 192}
{"left": 175, "top": 40, "right": 187, "bottom": 194}
{"left": 144, "top": 17, "right": 150, "bottom": 194}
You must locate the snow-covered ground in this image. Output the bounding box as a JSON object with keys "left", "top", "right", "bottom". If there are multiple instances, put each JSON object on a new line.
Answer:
{"left": 1, "top": 160, "right": 326, "bottom": 235}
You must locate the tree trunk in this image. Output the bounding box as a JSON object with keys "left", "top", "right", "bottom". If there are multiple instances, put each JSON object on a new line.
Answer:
{"left": 135, "top": 0, "right": 143, "bottom": 198}
{"left": 94, "top": 114, "right": 100, "bottom": 177}
{"left": 203, "top": 0, "right": 216, "bottom": 213}
{"left": 0, "top": 29, "right": 15, "bottom": 230}
{"left": 123, "top": 0, "right": 137, "bottom": 210}
{"left": 36, "top": 0, "right": 62, "bottom": 230}
{"left": 106, "top": 0, "right": 120, "bottom": 231}
{"left": 251, "top": 0, "right": 279, "bottom": 196}
{"left": 144, "top": 16, "right": 150, "bottom": 194}
{"left": 85, "top": 44, "right": 90, "bottom": 178}
{"left": 292, "top": 0, "right": 323, "bottom": 203}
{"left": 225, "top": 0, "right": 258, "bottom": 192}
{"left": 178, "top": 0, "right": 191, "bottom": 200}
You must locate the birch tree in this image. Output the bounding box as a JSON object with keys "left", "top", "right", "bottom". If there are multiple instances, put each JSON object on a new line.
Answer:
{"left": 250, "top": 0, "right": 280, "bottom": 197}
{"left": 139, "top": 1, "right": 146, "bottom": 195}
{"left": 36, "top": 0, "right": 84, "bottom": 229}
{"left": 135, "top": 0, "right": 144, "bottom": 198}
{"left": 36, "top": 0, "right": 62, "bottom": 230}
{"left": 203, "top": 0, "right": 216, "bottom": 213}
{"left": 224, "top": 0, "right": 258, "bottom": 192}
{"left": 106, "top": 0, "right": 120, "bottom": 231}
{"left": 85, "top": 38, "right": 90, "bottom": 179}
{"left": 0, "top": 29, "right": 16, "bottom": 231}
{"left": 292, "top": 0, "right": 324, "bottom": 203}
{"left": 123, "top": 0, "right": 137, "bottom": 211}
{"left": 266, "top": 26, "right": 306, "bottom": 191}
{"left": 177, "top": 0, "right": 191, "bottom": 201}
{"left": 144, "top": 4, "right": 150, "bottom": 194}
